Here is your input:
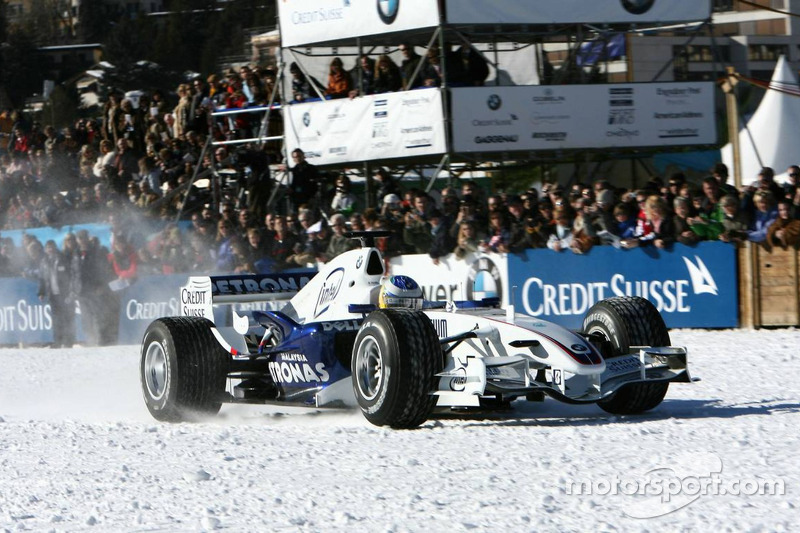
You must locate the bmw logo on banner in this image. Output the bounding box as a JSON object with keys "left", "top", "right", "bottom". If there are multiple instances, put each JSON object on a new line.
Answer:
{"left": 487, "top": 94, "right": 502, "bottom": 111}
{"left": 620, "top": 0, "right": 655, "bottom": 15}
{"left": 467, "top": 257, "right": 502, "bottom": 301}
{"left": 377, "top": 0, "right": 399, "bottom": 24}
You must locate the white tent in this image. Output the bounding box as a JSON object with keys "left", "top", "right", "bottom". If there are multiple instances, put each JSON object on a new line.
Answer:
{"left": 721, "top": 56, "right": 800, "bottom": 185}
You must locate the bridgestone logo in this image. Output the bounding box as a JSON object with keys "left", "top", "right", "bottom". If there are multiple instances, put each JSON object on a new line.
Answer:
{"left": 586, "top": 313, "right": 617, "bottom": 339}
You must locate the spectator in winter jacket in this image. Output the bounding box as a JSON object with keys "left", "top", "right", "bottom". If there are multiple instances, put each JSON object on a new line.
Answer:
{"left": 613, "top": 203, "right": 637, "bottom": 240}
{"left": 547, "top": 208, "right": 574, "bottom": 252}
{"left": 625, "top": 195, "right": 675, "bottom": 249}
{"left": 326, "top": 57, "right": 352, "bottom": 99}
{"left": 403, "top": 209, "right": 433, "bottom": 254}
{"left": 38, "top": 240, "right": 77, "bottom": 348}
{"left": 747, "top": 191, "right": 778, "bottom": 243}
{"left": 214, "top": 219, "right": 237, "bottom": 272}
{"left": 766, "top": 199, "right": 800, "bottom": 250}
{"left": 108, "top": 233, "right": 138, "bottom": 282}
{"left": 373, "top": 54, "right": 403, "bottom": 94}
{"left": 718, "top": 195, "right": 749, "bottom": 244}
{"left": 324, "top": 213, "right": 358, "bottom": 262}
{"left": 330, "top": 174, "right": 358, "bottom": 216}
{"left": 454, "top": 221, "right": 481, "bottom": 259}
{"left": 673, "top": 196, "right": 701, "bottom": 246}
{"left": 428, "top": 209, "right": 455, "bottom": 263}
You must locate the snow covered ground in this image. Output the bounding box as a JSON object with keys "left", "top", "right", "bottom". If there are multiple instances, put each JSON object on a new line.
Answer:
{"left": 1, "top": 329, "right": 798, "bottom": 532}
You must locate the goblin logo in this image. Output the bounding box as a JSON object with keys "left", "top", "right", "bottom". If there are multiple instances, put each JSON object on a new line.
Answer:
{"left": 377, "top": 0, "right": 399, "bottom": 24}
{"left": 620, "top": 0, "right": 655, "bottom": 14}
{"left": 302, "top": 112, "right": 311, "bottom": 127}
{"left": 467, "top": 257, "right": 503, "bottom": 301}
{"left": 487, "top": 94, "right": 502, "bottom": 111}
{"left": 314, "top": 268, "right": 345, "bottom": 318}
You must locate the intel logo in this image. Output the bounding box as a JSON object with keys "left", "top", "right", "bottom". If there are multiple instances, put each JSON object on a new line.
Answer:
{"left": 377, "top": 0, "right": 399, "bottom": 24}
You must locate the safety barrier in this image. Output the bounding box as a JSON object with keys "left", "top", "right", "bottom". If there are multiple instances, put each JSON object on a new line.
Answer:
{"left": 6, "top": 241, "right": 799, "bottom": 346}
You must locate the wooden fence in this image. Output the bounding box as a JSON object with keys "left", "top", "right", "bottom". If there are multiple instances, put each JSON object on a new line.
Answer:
{"left": 739, "top": 243, "right": 800, "bottom": 327}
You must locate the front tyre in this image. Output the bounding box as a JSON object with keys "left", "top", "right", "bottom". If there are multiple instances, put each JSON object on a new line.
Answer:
{"left": 582, "top": 296, "right": 670, "bottom": 415}
{"left": 352, "top": 309, "right": 442, "bottom": 428}
{"left": 140, "top": 317, "right": 229, "bottom": 422}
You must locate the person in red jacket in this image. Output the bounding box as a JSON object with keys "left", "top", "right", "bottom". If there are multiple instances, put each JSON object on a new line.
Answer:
{"left": 108, "top": 233, "right": 138, "bottom": 286}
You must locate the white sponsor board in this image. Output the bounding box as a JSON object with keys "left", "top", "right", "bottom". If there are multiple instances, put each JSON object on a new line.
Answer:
{"left": 284, "top": 89, "right": 446, "bottom": 166}
{"left": 451, "top": 83, "right": 716, "bottom": 152}
{"left": 446, "top": 0, "right": 709, "bottom": 25}
{"left": 278, "top": 1, "right": 708, "bottom": 48}
{"left": 278, "top": 0, "right": 440, "bottom": 48}
{"left": 388, "top": 252, "right": 509, "bottom": 307}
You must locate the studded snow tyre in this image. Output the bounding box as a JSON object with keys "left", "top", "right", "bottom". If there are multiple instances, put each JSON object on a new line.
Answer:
{"left": 582, "top": 296, "right": 670, "bottom": 415}
{"left": 352, "top": 308, "right": 443, "bottom": 429}
{"left": 140, "top": 317, "right": 230, "bottom": 422}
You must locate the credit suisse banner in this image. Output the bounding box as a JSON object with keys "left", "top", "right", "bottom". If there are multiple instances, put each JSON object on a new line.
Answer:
{"left": 507, "top": 242, "right": 737, "bottom": 330}
{"left": 0, "top": 278, "right": 56, "bottom": 344}
{"left": 451, "top": 83, "right": 717, "bottom": 153}
{"left": 284, "top": 89, "right": 446, "bottom": 166}
{"left": 445, "top": 0, "right": 710, "bottom": 25}
{"left": 278, "top": 0, "right": 440, "bottom": 47}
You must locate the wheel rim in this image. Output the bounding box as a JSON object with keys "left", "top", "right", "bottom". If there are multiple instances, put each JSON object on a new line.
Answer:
{"left": 586, "top": 325, "right": 614, "bottom": 359}
{"left": 144, "top": 341, "right": 168, "bottom": 400}
{"left": 355, "top": 335, "right": 383, "bottom": 401}
{"left": 586, "top": 325, "right": 608, "bottom": 342}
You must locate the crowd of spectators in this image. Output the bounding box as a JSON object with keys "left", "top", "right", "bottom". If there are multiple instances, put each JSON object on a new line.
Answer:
{"left": 288, "top": 42, "right": 490, "bottom": 103}
{"left": 3, "top": 48, "right": 800, "bottom": 347}
{"left": 385, "top": 162, "right": 800, "bottom": 261}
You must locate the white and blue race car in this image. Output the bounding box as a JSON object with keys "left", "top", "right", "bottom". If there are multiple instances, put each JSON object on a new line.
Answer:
{"left": 140, "top": 232, "right": 693, "bottom": 428}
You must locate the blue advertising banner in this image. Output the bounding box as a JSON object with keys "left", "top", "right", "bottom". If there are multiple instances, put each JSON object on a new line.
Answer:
{"left": 3, "top": 224, "right": 113, "bottom": 249}
{"left": 508, "top": 242, "right": 738, "bottom": 329}
{"left": 116, "top": 273, "right": 314, "bottom": 344}
{"left": 0, "top": 278, "right": 54, "bottom": 344}
{"left": 116, "top": 274, "right": 188, "bottom": 345}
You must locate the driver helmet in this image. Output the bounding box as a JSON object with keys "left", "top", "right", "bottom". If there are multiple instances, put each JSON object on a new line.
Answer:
{"left": 378, "top": 275, "right": 423, "bottom": 309}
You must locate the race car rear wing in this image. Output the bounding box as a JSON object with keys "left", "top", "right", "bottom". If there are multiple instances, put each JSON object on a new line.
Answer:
{"left": 179, "top": 272, "right": 316, "bottom": 318}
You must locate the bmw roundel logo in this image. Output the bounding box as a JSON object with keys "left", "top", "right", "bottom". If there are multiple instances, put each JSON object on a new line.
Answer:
{"left": 302, "top": 112, "right": 311, "bottom": 127}
{"left": 467, "top": 257, "right": 503, "bottom": 302}
{"left": 620, "top": 0, "right": 655, "bottom": 15}
{"left": 377, "top": 0, "right": 399, "bottom": 24}
{"left": 487, "top": 94, "right": 502, "bottom": 111}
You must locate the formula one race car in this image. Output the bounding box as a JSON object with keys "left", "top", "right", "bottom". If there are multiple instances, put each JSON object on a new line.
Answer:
{"left": 140, "top": 232, "right": 693, "bottom": 428}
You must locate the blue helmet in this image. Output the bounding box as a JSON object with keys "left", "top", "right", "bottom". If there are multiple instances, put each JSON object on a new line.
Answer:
{"left": 379, "top": 275, "right": 423, "bottom": 309}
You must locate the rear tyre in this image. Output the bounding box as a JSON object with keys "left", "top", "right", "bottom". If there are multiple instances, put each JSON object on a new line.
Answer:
{"left": 582, "top": 297, "right": 670, "bottom": 415}
{"left": 140, "top": 317, "right": 230, "bottom": 422}
{"left": 352, "top": 309, "right": 442, "bottom": 428}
